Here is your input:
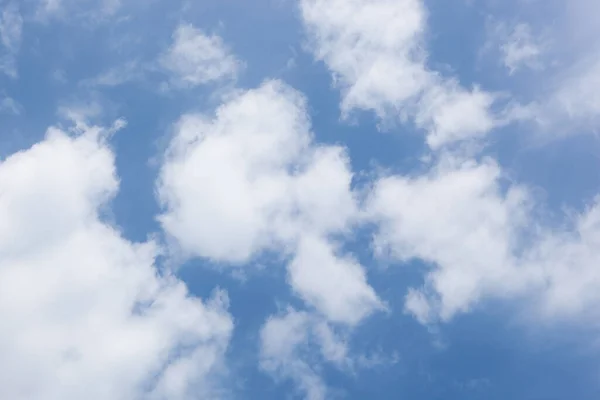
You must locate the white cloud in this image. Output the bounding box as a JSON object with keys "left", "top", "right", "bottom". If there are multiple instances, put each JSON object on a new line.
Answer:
{"left": 367, "top": 154, "right": 600, "bottom": 324}
{"left": 259, "top": 309, "right": 349, "bottom": 400}
{"left": 299, "top": 0, "right": 499, "bottom": 148}
{"left": 160, "top": 24, "right": 242, "bottom": 89}
{"left": 367, "top": 156, "right": 531, "bottom": 322}
{"left": 289, "top": 234, "right": 383, "bottom": 325}
{"left": 0, "top": 1, "right": 22, "bottom": 78}
{"left": 478, "top": 0, "right": 600, "bottom": 137}
{"left": 0, "top": 121, "right": 233, "bottom": 400}
{"left": 484, "top": 21, "right": 546, "bottom": 75}
{"left": 157, "top": 80, "right": 382, "bottom": 325}
{"left": 500, "top": 23, "right": 545, "bottom": 75}
{"left": 158, "top": 80, "right": 383, "bottom": 396}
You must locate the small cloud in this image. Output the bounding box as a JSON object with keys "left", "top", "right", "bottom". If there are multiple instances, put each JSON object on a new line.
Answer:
{"left": 159, "top": 23, "right": 243, "bottom": 89}
{"left": 484, "top": 20, "right": 547, "bottom": 75}
{"left": 501, "top": 23, "right": 546, "bottom": 75}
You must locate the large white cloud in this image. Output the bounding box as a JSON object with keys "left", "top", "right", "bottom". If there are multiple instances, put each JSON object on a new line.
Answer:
{"left": 0, "top": 121, "right": 233, "bottom": 400}
{"left": 367, "top": 154, "right": 600, "bottom": 324}
{"left": 299, "top": 0, "right": 499, "bottom": 148}
{"left": 157, "top": 80, "right": 382, "bottom": 325}
{"left": 157, "top": 80, "right": 383, "bottom": 396}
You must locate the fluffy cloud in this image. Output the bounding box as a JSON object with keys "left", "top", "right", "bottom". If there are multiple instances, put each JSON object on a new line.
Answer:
{"left": 299, "top": 0, "right": 499, "bottom": 148}
{"left": 0, "top": 121, "right": 233, "bottom": 400}
{"left": 157, "top": 80, "right": 383, "bottom": 395}
{"left": 259, "top": 309, "right": 350, "bottom": 400}
{"left": 160, "top": 24, "right": 242, "bottom": 89}
{"left": 0, "top": 1, "right": 22, "bottom": 78}
{"left": 367, "top": 154, "right": 600, "bottom": 324}
{"left": 157, "top": 80, "right": 382, "bottom": 325}
{"left": 289, "top": 235, "right": 382, "bottom": 326}
{"left": 367, "top": 156, "right": 530, "bottom": 322}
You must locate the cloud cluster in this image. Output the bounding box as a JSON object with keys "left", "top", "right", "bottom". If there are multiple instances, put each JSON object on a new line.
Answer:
{"left": 157, "top": 80, "right": 384, "bottom": 398}
{"left": 0, "top": 122, "right": 233, "bottom": 400}
{"left": 297, "top": 0, "right": 600, "bottom": 327}
{"left": 157, "top": 80, "right": 382, "bottom": 326}
{"left": 367, "top": 154, "right": 600, "bottom": 323}
{"left": 300, "top": 0, "right": 499, "bottom": 148}
{"left": 4, "top": 0, "right": 600, "bottom": 398}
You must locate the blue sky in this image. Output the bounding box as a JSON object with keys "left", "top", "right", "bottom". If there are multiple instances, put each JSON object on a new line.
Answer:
{"left": 2, "top": 0, "right": 600, "bottom": 399}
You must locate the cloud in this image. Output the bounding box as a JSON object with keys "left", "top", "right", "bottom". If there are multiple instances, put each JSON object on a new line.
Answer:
{"left": 0, "top": 120, "right": 233, "bottom": 400}
{"left": 159, "top": 24, "right": 243, "bottom": 89}
{"left": 157, "top": 80, "right": 383, "bottom": 394}
{"left": 367, "top": 155, "right": 530, "bottom": 322}
{"left": 500, "top": 23, "right": 545, "bottom": 75}
{"left": 479, "top": 0, "right": 600, "bottom": 137}
{"left": 259, "top": 309, "right": 350, "bottom": 400}
{"left": 545, "top": 53, "right": 600, "bottom": 130}
{"left": 289, "top": 234, "right": 383, "bottom": 326}
{"left": 299, "top": 0, "right": 499, "bottom": 148}
{"left": 483, "top": 21, "right": 546, "bottom": 75}
{"left": 0, "top": 1, "right": 22, "bottom": 78}
{"left": 367, "top": 153, "right": 600, "bottom": 324}
{"left": 157, "top": 80, "right": 381, "bottom": 324}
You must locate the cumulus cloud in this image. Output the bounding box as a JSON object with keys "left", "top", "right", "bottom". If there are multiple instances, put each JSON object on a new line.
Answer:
{"left": 367, "top": 156, "right": 530, "bottom": 322}
{"left": 157, "top": 80, "right": 384, "bottom": 395}
{"left": 299, "top": 0, "right": 499, "bottom": 148}
{"left": 157, "top": 80, "right": 382, "bottom": 325}
{"left": 0, "top": 120, "right": 233, "bottom": 400}
{"left": 367, "top": 154, "right": 600, "bottom": 324}
{"left": 0, "top": 1, "right": 22, "bottom": 78}
{"left": 160, "top": 24, "right": 242, "bottom": 89}
{"left": 289, "top": 235, "right": 382, "bottom": 326}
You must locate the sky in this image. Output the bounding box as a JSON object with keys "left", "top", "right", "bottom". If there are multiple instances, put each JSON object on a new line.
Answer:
{"left": 1, "top": 0, "right": 600, "bottom": 399}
